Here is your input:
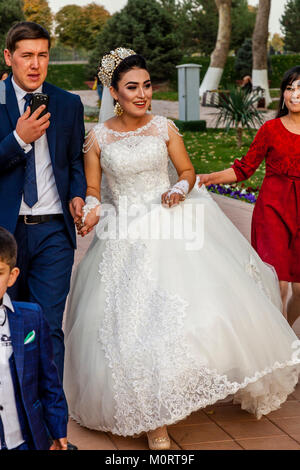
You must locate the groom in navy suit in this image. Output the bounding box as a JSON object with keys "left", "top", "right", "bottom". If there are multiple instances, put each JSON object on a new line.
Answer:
{"left": 0, "top": 22, "right": 86, "bottom": 384}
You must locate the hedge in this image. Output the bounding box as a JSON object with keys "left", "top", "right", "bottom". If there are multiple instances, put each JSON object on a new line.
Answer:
{"left": 269, "top": 55, "right": 300, "bottom": 87}
{"left": 174, "top": 119, "right": 206, "bottom": 132}
{"left": 46, "top": 64, "right": 89, "bottom": 90}
{"left": 45, "top": 54, "right": 300, "bottom": 91}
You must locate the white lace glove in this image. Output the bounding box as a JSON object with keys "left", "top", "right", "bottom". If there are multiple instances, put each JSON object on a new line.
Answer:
{"left": 166, "top": 179, "right": 189, "bottom": 200}
{"left": 82, "top": 196, "right": 101, "bottom": 224}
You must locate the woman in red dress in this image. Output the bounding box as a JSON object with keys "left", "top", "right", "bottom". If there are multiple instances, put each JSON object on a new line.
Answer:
{"left": 198, "top": 66, "right": 300, "bottom": 327}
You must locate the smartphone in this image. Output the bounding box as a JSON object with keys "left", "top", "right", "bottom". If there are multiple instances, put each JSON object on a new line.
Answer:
{"left": 29, "top": 93, "right": 49, "bottom": 118}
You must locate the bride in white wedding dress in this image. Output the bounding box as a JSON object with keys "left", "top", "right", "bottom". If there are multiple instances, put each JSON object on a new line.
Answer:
{"left": 64, "top": 49, "right": 300, "bottom": 450}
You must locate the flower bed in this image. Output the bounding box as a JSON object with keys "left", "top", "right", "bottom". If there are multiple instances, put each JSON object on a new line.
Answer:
{"left": 207, "top": 183, "right": 259, "bottom": 204}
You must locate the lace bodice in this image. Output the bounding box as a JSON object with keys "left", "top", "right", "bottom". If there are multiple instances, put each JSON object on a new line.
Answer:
{"left": 86, "top": 115, "right": 179, "bottom": 206}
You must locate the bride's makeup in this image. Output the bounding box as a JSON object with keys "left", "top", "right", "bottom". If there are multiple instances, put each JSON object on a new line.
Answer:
{"left": 113, "top": 68, "right": 152, "bottom": 116}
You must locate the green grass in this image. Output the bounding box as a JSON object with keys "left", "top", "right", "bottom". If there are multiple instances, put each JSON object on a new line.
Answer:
{"left": 183, "top": 128, "right": 265, "bottom": 188}
{"left": 152, "top": 91, "right": 178, "bottom": 101}
{"left": 47, "top": 64, "right": 89, "bottom": 90}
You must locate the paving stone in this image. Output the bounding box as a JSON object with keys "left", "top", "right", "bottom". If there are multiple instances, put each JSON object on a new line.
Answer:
{"left": 169, "top": 423, "right": 232, "bottom": 445}
{"left": 67, "top": 419, "right": 117, "bottom": 450}
{"left": 218, "top": 419, "right": 285, "bottom": 439}
{"left": 237, "top": 435, "right": 300, "bottom": 450}
{"left": 183, "top": 440, "right": 243, "bottom": 450}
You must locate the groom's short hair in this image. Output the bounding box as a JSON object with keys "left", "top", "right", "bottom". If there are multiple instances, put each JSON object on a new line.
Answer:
{"left": 0, "top": 227, "right": 17, "bottom": 270}
{"left": 6, "top": 22, "right": 51, "bottom": 53}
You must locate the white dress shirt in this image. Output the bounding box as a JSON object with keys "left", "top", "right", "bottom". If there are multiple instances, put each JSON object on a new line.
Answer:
{"left": 12, "top": 77, "right": 63, "bottom": 215}
{"left": 0, "top": 293, "right": 24, "bottom": 450}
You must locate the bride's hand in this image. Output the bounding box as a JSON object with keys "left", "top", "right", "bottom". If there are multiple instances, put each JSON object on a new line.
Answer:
{"left": 161, "top": 191, "right": 184, "bottom": 208}
{"left": 77, "top": 208, "right": 100, "bottom": 237}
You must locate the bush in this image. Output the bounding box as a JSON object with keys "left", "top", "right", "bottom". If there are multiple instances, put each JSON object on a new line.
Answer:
{"left": 174, "top": 119, "right": 206, "bottom": 132}
{"left": 269, "top": 54, "right": 300, "bottom": 87}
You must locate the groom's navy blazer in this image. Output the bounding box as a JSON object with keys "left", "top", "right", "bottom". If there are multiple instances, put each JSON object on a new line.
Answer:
{"left": 8, "top": 301, "right": 68, "bottom": 450}
{"left": 0, "top": 74, "right": 86, "bottom": 247}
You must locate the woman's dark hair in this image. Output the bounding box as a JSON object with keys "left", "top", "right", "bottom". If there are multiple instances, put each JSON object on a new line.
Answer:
{"left": 6, "top": 21, "right": 51, "bottom": 53}
{"left": 0, "top": 70, "right": 8, "bottom": 80}
{"left": 111, "top": 54, "right": 149, "bottom": 90}
{"left": 0, "top": 227, "right": 17, "bottom": 270}
{"left": 276, "top": 66, "right": 300, "bottom": 118}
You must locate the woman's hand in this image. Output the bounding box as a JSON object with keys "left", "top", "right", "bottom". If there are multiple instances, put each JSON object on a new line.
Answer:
{"left": 161, "top": 190, "right": 185, "bottom": 208}
{"left": 76, "top": 207, "right": 100, "bottom": 237}
{"left": 197, "top": 174, "right": 215, "bottom": 188}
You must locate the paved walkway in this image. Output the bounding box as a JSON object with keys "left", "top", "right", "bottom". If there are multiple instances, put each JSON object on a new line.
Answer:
{"left": 66, "top": 193, "right": 300, "bottom": 451}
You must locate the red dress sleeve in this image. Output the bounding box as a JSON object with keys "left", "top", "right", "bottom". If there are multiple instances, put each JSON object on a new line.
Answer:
{"left": 231, "top": 122, "right": 269, "bottom": 182}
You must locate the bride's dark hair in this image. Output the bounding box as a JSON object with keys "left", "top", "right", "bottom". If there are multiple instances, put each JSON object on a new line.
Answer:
{"left": 276, "top": 66, "right": 300, "bottom": 118}
{"left": 111, "top": 54, "right": 149, "bottom": 90}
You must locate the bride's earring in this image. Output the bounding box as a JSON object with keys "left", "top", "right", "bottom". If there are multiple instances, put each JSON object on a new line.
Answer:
{"left": 282, "top": 99, "right": 285, "bottom": 109}
{"left": 114, "top": 101, "right": 123, "bottom": 116}
{"left": 148, "top": 102, "right": 152, "bottom": 112}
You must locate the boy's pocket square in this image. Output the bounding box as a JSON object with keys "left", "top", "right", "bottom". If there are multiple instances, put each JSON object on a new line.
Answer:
{"left": 24, "top": 330, "right": 36, "bottom": 345}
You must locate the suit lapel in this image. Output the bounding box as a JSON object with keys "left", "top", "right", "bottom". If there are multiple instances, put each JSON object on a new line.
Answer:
{"left": 5, "top": 75, "right": 20, "bottom": 129}
{"left": 7, "top": 306, "right": 24, "bottom": 383}
{"left": 43, "top": 82, "right": 57, "bottom": 166}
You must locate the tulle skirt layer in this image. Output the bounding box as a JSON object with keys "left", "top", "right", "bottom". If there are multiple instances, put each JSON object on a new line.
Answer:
{"left": 64, "top": 187, "right": 300, "bottom": 436}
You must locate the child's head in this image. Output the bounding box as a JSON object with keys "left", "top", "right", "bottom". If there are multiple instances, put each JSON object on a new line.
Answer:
{"left": 0, "top": 227, "right": 19, "bottom": 300}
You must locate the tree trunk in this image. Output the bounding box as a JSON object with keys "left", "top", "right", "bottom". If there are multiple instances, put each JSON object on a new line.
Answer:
{"left": 252, "top": 0, "right": 271, "bottom": 106}
{"left": 200, "top": 0, "right": 232, "bottom": 98}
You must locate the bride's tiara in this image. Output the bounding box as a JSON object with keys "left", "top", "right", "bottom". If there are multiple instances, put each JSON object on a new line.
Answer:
{"left": 98, "top": 47, "right": 136, "bottom": 87}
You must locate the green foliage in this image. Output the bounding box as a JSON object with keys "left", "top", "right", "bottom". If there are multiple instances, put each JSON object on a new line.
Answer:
{"left": 269, "top": 54, "right": 300, "bottom": 87}
{"left": 184, "top": 128, "right": 265, "bottom": 188}
{"left": 23, "top": 0, "right": 53, "bottom": 33}
{"left": 46, "top": 64, "right": 89, "bottom": 90}
{"left": 174, "top": 120, "right": 206, "bottom": 132}
{"left": 0, "top": 0, "right": 24, "bottom": 70}
{"left": 216, "top": 87, "right": 264, "bottom": 148}
{"left": 156, "top": 0, "right": 256, "bottom": 56}
{"left": 280, "top": 0, "right": 300, "bottom": 53}
{"left": 49, "top": 43, "right": 88, "bottom": 61}
{"left": 55, "top": 3, "right": 110, "bottom": 51}
{"left": 88, "top": 0, "right": 182, "bottom": 82}
{"left": 230, "top": 0, "right": 256, "bottom": 52}
{"left": 0, "top": 0, "right": 24, "bottom": 37}
{"left": 235, "top": 38, "right": 252, "bottom": 78}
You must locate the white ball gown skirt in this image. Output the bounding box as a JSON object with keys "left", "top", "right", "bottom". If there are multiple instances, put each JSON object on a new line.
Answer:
{"left": 64, "top": 186, "right": 300, "bottom": 436}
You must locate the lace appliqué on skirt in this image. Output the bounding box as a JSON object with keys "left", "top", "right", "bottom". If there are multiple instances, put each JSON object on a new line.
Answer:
{"left": 245, "top": 255, "right": 271, "bottom": 300}
{"left": 97, "top": 239, "right": 300, "bottom": 436}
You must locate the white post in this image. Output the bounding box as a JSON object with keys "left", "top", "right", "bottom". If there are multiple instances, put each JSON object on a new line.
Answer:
{"left": 176, "top": 63, "right": 202, "bottom": 121}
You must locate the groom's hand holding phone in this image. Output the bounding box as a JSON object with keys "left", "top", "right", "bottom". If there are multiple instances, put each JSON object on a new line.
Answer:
{"left": 16, "top": 103, "right": 51, "bottom": 144}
